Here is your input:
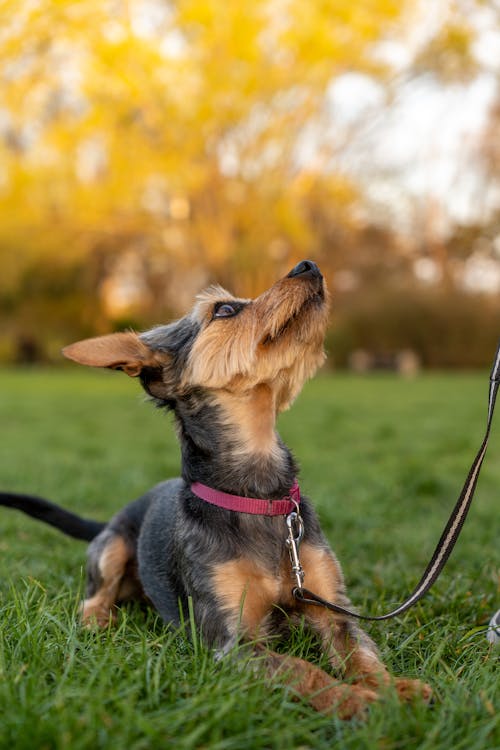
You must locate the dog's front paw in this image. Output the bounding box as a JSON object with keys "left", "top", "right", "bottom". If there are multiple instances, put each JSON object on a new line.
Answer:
{"left": 321, "top": 685, "right": 379, "bottom": 721}
{"left": 394, "top": 677, "right": 433, "bottom": 703}
{"left": 280, "top": 656, "right": 379, "bottom": 719}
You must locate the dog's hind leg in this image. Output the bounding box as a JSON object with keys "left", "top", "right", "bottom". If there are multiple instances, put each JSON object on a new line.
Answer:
{"left": 82, "top": 531, "right": 137, "bottom": 627}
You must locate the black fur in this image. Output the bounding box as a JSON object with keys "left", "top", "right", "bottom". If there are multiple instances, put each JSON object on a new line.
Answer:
{"left": 0, "top": 492, "right": 105, "bottom": 541}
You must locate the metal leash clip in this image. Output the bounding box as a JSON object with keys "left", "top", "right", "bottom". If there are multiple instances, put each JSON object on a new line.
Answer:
{"left": 285, "top": 501, "right": 305, "bottom": 590}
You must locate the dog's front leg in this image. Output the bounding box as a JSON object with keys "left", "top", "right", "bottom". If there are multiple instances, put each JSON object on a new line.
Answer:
{"left": 208, "top": 556, "right": 378, "bottom": 719}
{"left": 332, "top": 618, "right": 432, "bottom": 704}
{"left": 253, "top": 644, "right": 380, "bottom": 719}
{"left": 297, "top": 544, "right": 432, "bottom": 703}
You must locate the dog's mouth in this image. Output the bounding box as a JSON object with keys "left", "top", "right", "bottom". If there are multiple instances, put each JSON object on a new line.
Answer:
{"left": 260, "top": 287, "right": 326, "bottom": 346}
{"left": 259, "top": 261, "right": 327, "bottom": 346}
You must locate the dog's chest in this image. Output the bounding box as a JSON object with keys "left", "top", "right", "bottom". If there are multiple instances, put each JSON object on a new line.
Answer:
{"left": 209, "top": 541, "right": 342, "bottom": 632}
{"left": 210, "top": 552, "right": 296, "bottom": 628}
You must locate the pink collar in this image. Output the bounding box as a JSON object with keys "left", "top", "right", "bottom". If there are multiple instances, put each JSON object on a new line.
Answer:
{"left": 190, "top": 480, "right": 300, "bottom": 516}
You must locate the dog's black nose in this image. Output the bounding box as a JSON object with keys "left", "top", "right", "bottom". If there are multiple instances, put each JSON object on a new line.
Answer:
{"left": 287, "top": 260, "right": 322, "bottom": 280}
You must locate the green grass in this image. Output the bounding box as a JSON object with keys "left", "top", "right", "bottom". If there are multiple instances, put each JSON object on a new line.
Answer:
{"left": 0, "top": 368, "right": 499, "bottom": 750}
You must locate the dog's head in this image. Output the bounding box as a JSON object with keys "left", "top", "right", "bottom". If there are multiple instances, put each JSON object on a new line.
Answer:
{"left": 63, "top": 260, "right": 329, "bottom": 412}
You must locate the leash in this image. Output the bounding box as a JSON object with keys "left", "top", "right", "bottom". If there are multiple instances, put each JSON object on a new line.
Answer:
{"left": 289, "top": 340, "right": 500, "bottom": 621}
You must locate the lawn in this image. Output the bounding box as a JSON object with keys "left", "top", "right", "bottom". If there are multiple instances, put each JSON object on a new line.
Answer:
{"left": 0, "top": 368, "right": 498, "bottom": 750}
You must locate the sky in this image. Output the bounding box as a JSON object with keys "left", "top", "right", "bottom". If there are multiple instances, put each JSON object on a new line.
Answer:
{"left": 328, "top": 70, "right": 499, "bottom": 232}
{"left": 298, "top": 1, "right": 500, "bottom": 238}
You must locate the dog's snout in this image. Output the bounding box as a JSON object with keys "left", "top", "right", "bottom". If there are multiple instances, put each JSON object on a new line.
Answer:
{"left": 287, "top": 260, "right": 322, "bottom": 280}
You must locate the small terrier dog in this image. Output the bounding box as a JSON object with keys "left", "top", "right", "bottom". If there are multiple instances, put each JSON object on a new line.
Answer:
{"left": 1, "top": 261, "right": 431, "bottom": 718}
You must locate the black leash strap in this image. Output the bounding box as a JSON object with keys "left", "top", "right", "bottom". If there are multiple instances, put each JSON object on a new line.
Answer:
{"left": 294, "top": 340, "right": 500, "bottom": 621}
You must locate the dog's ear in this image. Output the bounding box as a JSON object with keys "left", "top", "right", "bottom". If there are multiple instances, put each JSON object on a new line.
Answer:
{"left": 62, "top": 332, "right": 159, "bottom": 377}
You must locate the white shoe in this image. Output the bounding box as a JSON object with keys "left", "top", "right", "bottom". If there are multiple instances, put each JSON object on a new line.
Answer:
{"left": 487, "top": 608, "right": 500, "bottom": 644}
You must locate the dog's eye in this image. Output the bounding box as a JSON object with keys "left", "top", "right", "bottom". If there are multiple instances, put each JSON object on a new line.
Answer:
{"left": 214, "top": 303, "right": 238, "bottom": 318}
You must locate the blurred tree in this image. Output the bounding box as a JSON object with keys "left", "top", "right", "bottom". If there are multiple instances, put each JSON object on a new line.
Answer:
{"left": 0, "top": 0, "right": 403, "bottom": 354}
{"left": 0, "top": 0, "right": 498, "bottom": 367}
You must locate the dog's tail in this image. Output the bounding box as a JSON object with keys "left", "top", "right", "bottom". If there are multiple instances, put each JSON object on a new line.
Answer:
{"left": 0, "top": 492, "right": 106, "bottom": 541}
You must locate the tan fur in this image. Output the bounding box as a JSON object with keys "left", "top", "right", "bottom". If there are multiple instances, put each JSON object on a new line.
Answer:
{"left": 212, "top": 557, "right": 280, "bottom": 637}
{"left": 212, "top": 550, "right": 343, "bottom": 639}
{"left": 291, "top": 547, "right": 431, "bottom": 702}
{"left": 212, "top": 547, "right": 431, "bottom": 710}
{"left": 344, "top": 645, "right": 432, "bottom": 702}
{"left": 211, "top": 556, "right": 381, "bottom": 718}
{"left": 81, "top": 536, "right": 131, "bottom": 627}
{"left": 185, "top": 308, "right": 258, "bottom": 389}
{"left": 63, "top": 332, "right": 161, "bottom": 377}
{"left": 298, "top": 545, "right": 344, "bottom": 600}
{"left": 184, "top": 274, "right": 329, "bottom": 409}
{"left": 294, "top": 545, "right": 391, "bottom": 680}
{"left": 255, "top": 644, "right": 379, "bottom": 718}
{"left": 213, "top": 385, "right": 280, "bottom": 458}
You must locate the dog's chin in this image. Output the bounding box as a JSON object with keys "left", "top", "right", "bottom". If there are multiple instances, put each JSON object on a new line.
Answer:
{"left": 260, "top": 290, "right": 327, "bottom": 347}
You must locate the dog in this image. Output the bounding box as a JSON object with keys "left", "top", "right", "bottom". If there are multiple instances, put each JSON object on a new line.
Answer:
{"left": 0, "top": 260, "right": 431, "bottom": 719}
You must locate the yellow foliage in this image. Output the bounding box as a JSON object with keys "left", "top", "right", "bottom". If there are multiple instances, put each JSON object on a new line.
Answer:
{"left": 0, "top": 0, "right": 404, "bottom": 313}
